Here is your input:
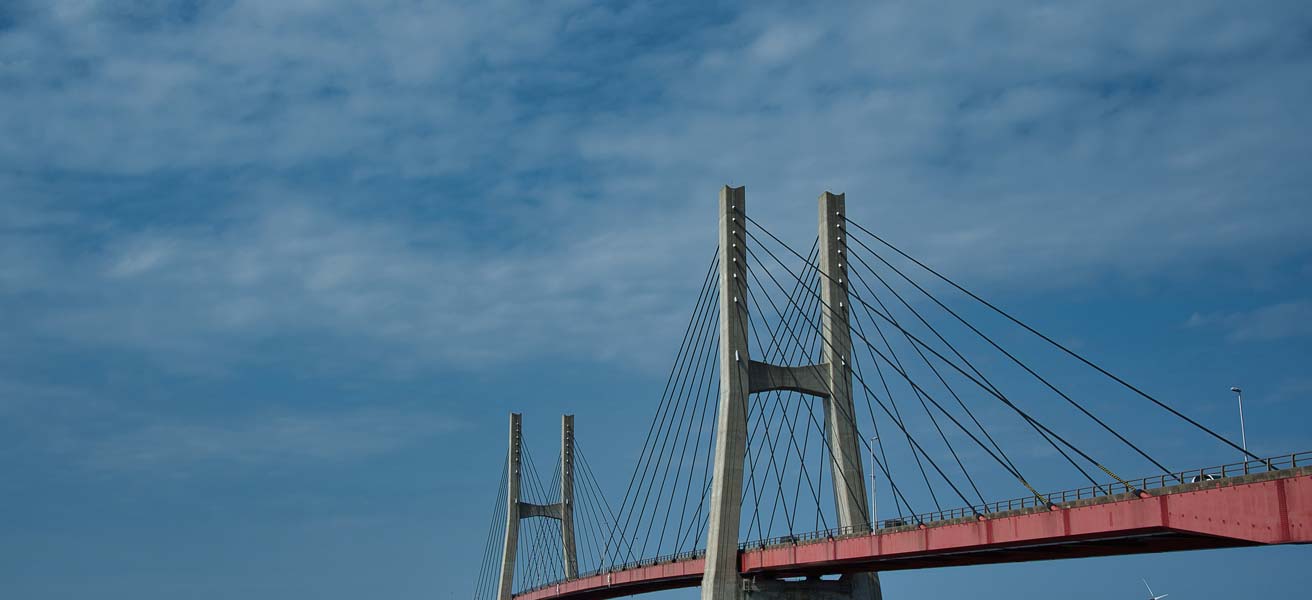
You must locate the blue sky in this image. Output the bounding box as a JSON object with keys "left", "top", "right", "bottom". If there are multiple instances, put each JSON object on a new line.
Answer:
{"left": 2, "top": 1, "right": 1311, "bottom": 598}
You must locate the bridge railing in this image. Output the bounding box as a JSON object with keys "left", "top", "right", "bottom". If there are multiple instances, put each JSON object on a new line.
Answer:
{"left": 739, "top": 451, "right": 1310, "bottom": 550}
{"left": 584, "top": 548, "right": 706, "bottom": 577}
{"left": 518, "top": 549, "right": 710, "bottom": 594}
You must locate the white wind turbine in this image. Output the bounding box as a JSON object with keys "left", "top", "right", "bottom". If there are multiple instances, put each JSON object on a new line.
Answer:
{"left": 1143, "top": 579, "right": 1169, "bottom": 600}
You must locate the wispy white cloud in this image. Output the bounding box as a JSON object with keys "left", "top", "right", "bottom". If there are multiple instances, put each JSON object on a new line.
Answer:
{"left": 83, "top": 409, "right": 460, "bottom": 472}
{"left": 2, "top": 197, "right": 706, "bottom": 374}
{"left": 0, "top": 0, "right": 578, "bottom": 176}
{"left": 1, "top": 0, "right": 1310, "bottom": 380}
{"left": 1267, "top": 377, "right": 1312, "bottom": 405}
{"left": 1186, "top": 301, "right": 1312, "bottom": 341}
{"left": 572, "top": 2, "right": 1312, "bottom": 284}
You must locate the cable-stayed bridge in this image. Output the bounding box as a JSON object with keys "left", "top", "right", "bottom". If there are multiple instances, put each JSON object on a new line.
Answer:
{"left": 472, "top": 187, "right": 1312, "bottom": 600}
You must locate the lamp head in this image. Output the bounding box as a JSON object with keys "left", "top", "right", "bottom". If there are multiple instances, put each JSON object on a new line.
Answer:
{"left": 1230, "top": 387, "right": 1242, "bottom": 393}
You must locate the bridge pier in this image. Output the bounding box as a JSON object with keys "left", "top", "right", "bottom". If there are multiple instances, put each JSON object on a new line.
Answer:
{"left": 700, "top": 188, "right": 881, "bottom": 600}
{"left": 744, "top": 573, "right": 882, "bottom": 600}
{"left": 496, "top": 413, "right": 578, "bottom": 600}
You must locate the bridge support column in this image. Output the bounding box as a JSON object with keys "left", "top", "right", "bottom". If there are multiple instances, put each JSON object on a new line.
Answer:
{"left": 816, "top": 191, "right": 882, "bottom": 600}
{"left": 560, "top": 414, "right": 578, "bottom": 579}
{"left": 496, "top": 413, "right": 579, "bottom": 600}
{"left": 496, "top": 413, "right": 523, "bottom": 600}
{"left": 702, "top": 185, "right": 752, "bottom": 600}
{"left": 818, "top": 191, "right": 870, "bottom": 532}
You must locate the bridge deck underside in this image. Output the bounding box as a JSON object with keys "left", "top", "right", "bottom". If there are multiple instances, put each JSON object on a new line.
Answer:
{"left": 514, "top": 471, "right": 1311, "bottom": 600}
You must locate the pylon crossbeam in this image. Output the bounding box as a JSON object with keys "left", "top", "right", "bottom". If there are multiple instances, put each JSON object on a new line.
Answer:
{"left": 518, "top": 502, "right": 565, "bottom": 519}
{"left": 747, "top": 360, "right": 830, "bottom": 396}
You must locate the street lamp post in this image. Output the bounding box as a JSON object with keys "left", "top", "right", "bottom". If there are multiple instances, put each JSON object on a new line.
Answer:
{"left": 1231, "top": 386, "right": 1247, "bottom": 465}
{"left": 869, "top": 435, "right": 878, "bottom": 529}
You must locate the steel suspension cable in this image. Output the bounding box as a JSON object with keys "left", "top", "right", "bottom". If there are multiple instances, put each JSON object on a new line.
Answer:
{"left": 745, "top": 245, "right": 907, "bottom": 525}
{"left": 676, "top": 378, "right": 720, "bottom": 553}
{"left": 673, "top": 352, "right": 721, "bottom": 555}
{"left": 473, "top": 459, "right": 508, "bottom": 600}
{"left": 550, "top": 456, "right": 565, "bottom": 576}
{"left": 745, "top": 266, "right": 834, "bottom": 533}
{"left": 747, "top": 230, "right": 1068, "bottom": 508}
{"left": 669, "top": 328, "right": 719, "bottom": 555}
{"left": 743, "top": 250, "right": 925, "bottom": 525}
{"left": 518, "top": 443, "right": 556, "bottom": 587}
{"left": 577, "top": 454, "right": 609, "bottom": 574}
{"left": 849, "top": 276, "right": 988, "bottom": 507}
{"left": 841, "top": 287, "right": 909, "bottom": 520}
{"left": 530, "top": 447, "right": 565, "bottom": 584}
{"left": 738, "top": 241, "right": 821, "bottom": 538}
{"left": 746, "top": 245, "right": 967, "bottom": 520}
{"left": 742, "top": 243, "right": 831, "bottom": 537}
{"left": 743, "top": 225, "right": 1078, "bottom": 505}
{"left": 522, "top": 441, "right": 567, "bottom": 584}
{"left": 745, "top": 215, "right": 1142, "bottom": 498}
{"left": 604, "top": 251, "right": 719, "bottom": 567}
{"left": 571, "top": 441, "right": 608, "bottom": 574}
{"left": 739, "top": 241, "right": 926, "bottom": 522}
{"left": 673, "top": 241, "right": 820, "bottom": 551}
{"left": 853, "top": 305, "right": 943, "bottom": 511}
{"left": 846, "top": 254, "right": 1107, "bottom": 493}
{"left": 787, "top": 288, "right": 828, "bottom": 531}
{"left": 570, "top": 469, "right": 601, "bottom": 575}
{"left": 842, "top": 218, "right": 1267, "bottom": 467}
{"left": 515, "top": 449, "right": 544, "bottom": 589}
{"left": 653, "top": 307, "right": 721, "bottom": 556}
{"left": 635, "top": 273, "right": 722, "bottom": 560}
{"left": 751, "top": 242, "right": 831, "bottom": 538}
{"left": 743, "top": 260, "right": 921, "bottom": 528}
{"left": 839, "top": 229, "right": 1174, "bottom": 483}
{"left": 743, "top": 285, "right": 806, "bottom": 539}
{"left": 575, "top": 441, "right": 626, "bottom": 562}
{"left": 848, "top": 347, "right": 905, "bottom": 522}
{"left": 848, "top": 256, "right": 1020, "bottom": 468}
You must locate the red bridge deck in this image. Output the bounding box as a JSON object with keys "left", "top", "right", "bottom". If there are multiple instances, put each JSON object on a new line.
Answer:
{"left": 515, "top": 469, "right": 1312, "bottom": 600}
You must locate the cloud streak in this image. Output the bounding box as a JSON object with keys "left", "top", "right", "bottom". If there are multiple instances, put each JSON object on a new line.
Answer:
{"left": 1, "top": 0, "right": 1310, "bottom": 379}
{"left": 2, "top": 195, "right": 706, "bottom": 375}
{"left": 1186, "top": 301, "right": 1312, "bottom": 341}
{"left": 82, "top": 408, "right": 460, "bottom": 472}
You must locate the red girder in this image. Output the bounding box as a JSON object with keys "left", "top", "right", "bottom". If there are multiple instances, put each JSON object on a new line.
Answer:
{"left": 513, "top": 472, "right": 1312, "bottom": 600}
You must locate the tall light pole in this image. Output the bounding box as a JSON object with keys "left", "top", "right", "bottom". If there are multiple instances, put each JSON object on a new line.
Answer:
{"left": 1231, "top": 386, "right": 1247, "bottom": 464}
{"left": 869, "top": 435, "right": 878, "bottom": 529}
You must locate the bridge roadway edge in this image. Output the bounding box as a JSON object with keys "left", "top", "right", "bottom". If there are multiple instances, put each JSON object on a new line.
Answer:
{"left": 740, "top": 467, "right": 1312, "bottom": 576}
{"left": 513, "top": 469, "right": 1311, "bottom": 600}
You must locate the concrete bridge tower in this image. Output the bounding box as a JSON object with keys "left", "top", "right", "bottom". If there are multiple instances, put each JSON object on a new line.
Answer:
{"left": 700, "top": 188, "right": 882, "bottom": 600}
{"left": 496, "top": 413, "right": 578, "bottom": 600}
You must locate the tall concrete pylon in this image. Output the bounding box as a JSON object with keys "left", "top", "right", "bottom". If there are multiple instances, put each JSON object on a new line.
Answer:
{"left": 817, "top": 192, "right": 871, "bottom": 531}
{"left": 700, "top": 188, "right": 881, "bottom": 600}
{"left": 560, "top": 415, "right": 578, "bottom": 578}
{"left": 815, "top": 192, "right": 882, "bottom": 600}
{"left": 496, "top": 413, "right": 578, "bottom": 600}
{"left": 701, "top": 186, "right": 753, "bottom": 600}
